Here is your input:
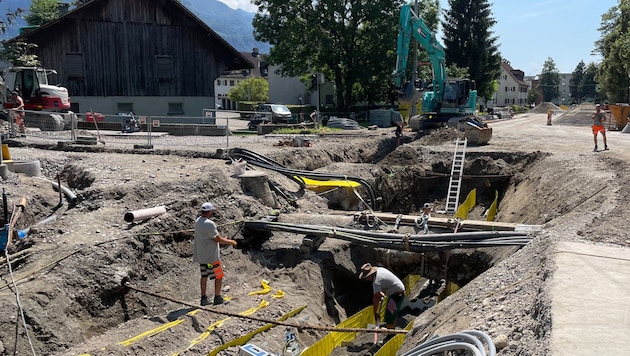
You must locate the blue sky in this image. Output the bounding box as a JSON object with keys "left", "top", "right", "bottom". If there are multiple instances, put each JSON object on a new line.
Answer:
{"left": 218, "top": 0, "right": 619, "bottom": 75}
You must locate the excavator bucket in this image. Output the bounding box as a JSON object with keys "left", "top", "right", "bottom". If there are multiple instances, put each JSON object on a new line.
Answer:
{"left": 450, "top": 117, "right": 492, "bottom": 145}
{"left": 397, "top": 83, "right": 422, "bottom": 106}
{"left": 464, "top": 125, "right": 492, "bottom": 145}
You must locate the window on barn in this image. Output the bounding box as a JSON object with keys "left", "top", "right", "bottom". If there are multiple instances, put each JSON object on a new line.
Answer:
{"left": 156, "top": 56, "right": 173, "bottom": 81}
{"left": 117, "top": 103, "right": 134, "bottom": 114}
{"left": 168, "top": 102, "right": 184, "bottom": 116}
{"left": 66, "top": 53, "right": 85, "bottom": 78}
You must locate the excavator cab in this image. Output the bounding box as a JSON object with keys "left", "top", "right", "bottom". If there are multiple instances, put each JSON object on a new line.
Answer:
{"left": 1, "top": 67, "right": 70, "bottom": 112}
{"left": 442, "top": 79, "right": 475, "bottom": 108}
{"left": 3, "top": 67, "right": 44, "bottom": 102}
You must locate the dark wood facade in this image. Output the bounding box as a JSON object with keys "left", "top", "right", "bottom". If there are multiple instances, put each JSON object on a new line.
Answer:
{"left": 15, "top": 0, "right": 252, "bottom": 99}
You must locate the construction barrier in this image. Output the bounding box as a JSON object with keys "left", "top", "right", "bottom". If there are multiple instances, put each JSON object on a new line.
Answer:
{"left": 301, "top": 275, "right": 421, "bottom": 355}
{"left": 454, "top": 188, "right": 476, "bottom": 220}
{"left": 12, "top": 109, "right": 254, "bottom": 151}
{"left": 487, "top": 190, "right": 499, "bottom": 222}
{"left": 374, "top": 321, "right": 415, "bottom": 356}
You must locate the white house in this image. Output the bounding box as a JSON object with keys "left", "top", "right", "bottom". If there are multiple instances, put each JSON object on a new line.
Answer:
{"left": 214, "top": 48, "right": 268, "bottom": 110}
{"left": 488, "top": 60, "right": 529, "bottom": 108}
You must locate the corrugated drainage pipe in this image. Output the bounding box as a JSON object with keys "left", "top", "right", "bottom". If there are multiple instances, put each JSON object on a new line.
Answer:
{"left": 124, "top": 206, "right": 167, "bottom": 223}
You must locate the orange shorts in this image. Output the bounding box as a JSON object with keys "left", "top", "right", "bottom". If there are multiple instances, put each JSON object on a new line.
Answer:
{"left": 199, "top": 261, "right": 224, "bottom": 280}
{"left": 592, "top": 125, "right": 605, "bottom": 134}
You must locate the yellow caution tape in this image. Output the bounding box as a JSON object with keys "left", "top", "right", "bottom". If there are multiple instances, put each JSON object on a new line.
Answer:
{"left": 272, "top": 289, "right": 285, "bottom": 299}
{"left": 119, "top": 318, "right": 186, "bottom": 347}
{"left": 207, "top": 305, "right": 306, "bottom": 356}
{"left": 119, "top": 304, "right": 204, "bottom": 346}
{"left": 238, "top": 299, "right": 270, "bottom": 316}
{"left": 171, "top": 317, "right": 231, "bottom": 356}
{"left": 248, "top": 279, "right": 272, "bottom": 295}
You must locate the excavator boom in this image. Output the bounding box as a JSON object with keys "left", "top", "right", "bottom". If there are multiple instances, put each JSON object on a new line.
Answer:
{"left": 394, "top": 4, "right": 490, "bottom": 144}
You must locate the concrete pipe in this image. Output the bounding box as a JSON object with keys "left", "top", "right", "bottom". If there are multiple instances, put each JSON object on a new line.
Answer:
{"left": 124, "top": 206, "right": 167, "bottom": 223}
{"left": 0, "top": 164, "right": 7, "bottom": 180}
{"left": 13, "top": 160, "right": 42, "bottom": 177}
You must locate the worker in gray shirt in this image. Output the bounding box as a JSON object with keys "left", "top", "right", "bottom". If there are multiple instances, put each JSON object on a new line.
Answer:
{"left": 359, "top": 263, "right": 405, "bottom": 329}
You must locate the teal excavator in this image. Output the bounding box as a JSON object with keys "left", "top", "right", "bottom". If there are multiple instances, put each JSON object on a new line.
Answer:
{"left": 394, "top": 4, "right": 491, "bottom": 144}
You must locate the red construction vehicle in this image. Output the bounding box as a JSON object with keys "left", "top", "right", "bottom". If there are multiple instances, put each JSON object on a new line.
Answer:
{"left": 1, "top": 66, "right": 71, "bottom": 131}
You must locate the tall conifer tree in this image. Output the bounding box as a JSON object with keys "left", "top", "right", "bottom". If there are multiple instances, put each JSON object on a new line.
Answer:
{"left": 442, "top": 0, "right": 501, "bottom": 101}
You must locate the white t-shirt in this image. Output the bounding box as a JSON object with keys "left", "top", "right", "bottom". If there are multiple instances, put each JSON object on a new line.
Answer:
{"left": 372, "top": 267, "right": 405, "bottom": 296}
{"left": 193, "top": 216, "right": 219, "bottom": 264}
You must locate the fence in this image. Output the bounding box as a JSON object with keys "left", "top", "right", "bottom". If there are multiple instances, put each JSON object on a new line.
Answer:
{"left": 5, "top": 108, "right": 266, "bottom": 151}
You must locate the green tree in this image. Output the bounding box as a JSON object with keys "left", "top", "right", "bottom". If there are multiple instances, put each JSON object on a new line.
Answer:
{"left": 594, "top": 2, "right": 630, "bottom": 103}
{"left": 582, "top": 62, "right": 599, "bottom": 102}
{"left": 252, "top": 0, "right": 403, "bottom": 110}
{"left": 527, "top": 88, "right": 538, "bottom": 105}
{"left": 0, "top": 41, "right": 40, "bottom": 66}
{"left": 227, "top": 77, "right": 269, "bottom": 103}
{"left": 539, "top": 57, "right": 560, "bottom": 102}
{"left": 442, "top": 0, "right": 501, "bottom": 102}
{"left": 569, "top": 61, "right": 585, "bottom": 103}
{"left": 25, "top": 0, "right": 61, "bottom": 26}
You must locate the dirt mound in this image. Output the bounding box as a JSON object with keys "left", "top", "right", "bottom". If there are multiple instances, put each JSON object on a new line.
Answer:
{"left": 530, "top": 102, "right": 563, "bottom": 114}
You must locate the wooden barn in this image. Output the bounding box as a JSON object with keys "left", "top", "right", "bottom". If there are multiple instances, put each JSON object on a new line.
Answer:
{"left": 13, "top": 0, "right": 253, "bottom": 118}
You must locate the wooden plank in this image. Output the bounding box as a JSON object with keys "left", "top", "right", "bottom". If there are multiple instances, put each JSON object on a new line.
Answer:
{"left": 353, "top": 211, "right": 541, "bottom": 232}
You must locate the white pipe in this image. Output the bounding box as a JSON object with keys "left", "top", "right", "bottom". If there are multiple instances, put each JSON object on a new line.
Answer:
{"left": 124, "top": 206, "right": 167, "bottom": 223}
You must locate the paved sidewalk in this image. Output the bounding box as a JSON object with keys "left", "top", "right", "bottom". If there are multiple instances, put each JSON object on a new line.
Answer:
{"left": 551, "top": 241, "right": 630, "bottom": 354}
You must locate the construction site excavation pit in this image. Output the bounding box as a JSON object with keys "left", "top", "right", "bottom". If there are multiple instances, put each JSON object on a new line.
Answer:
{"left": 0, "top": 128, "right": 560, "bottom": 356}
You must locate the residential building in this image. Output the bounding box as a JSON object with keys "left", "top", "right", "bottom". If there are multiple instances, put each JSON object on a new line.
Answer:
{"left": 215, "top": 48, "right": 268, "bottom": 110}
{"left": 267, "top": 65, "right": 313, "bottom": 106}
{"left": 12, "top": 0, "right": 252, "bottom": 117}
{"left": 488, "top": 60, "right": 529, "bottom": 108}
{"left": 216, "top": 51, "right": 319, "bottom": 109}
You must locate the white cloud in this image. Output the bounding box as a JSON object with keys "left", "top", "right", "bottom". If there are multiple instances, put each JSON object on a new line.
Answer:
{"left": 217, "top": 0, "right": 257, "bottom": 13}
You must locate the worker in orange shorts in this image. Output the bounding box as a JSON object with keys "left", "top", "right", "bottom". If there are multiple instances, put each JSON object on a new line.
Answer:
{"left": 591, "top": 104, "right": 608, "bottom": 152}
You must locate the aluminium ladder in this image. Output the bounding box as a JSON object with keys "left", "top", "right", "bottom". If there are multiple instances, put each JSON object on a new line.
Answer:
{"left": 445, "top": 137, "right": 467, "bottom": 214}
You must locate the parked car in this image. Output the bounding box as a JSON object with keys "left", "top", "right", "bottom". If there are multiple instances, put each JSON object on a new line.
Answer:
{"left": 254, "top": 103, "right": 294, "bottom": 124}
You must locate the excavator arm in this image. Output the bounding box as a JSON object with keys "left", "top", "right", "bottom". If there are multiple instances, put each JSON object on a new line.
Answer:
{"left": 392, "top": 4, "right": 489, "bottom": 144}
{"left": 394, "top": 4, "right": 446, "bottom": 108}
